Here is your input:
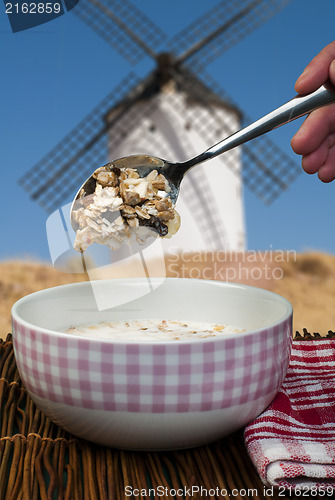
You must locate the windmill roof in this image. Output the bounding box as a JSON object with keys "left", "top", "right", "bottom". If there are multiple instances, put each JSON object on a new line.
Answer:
{"left": 105, "top": 63, "right": 242, "bottom": 122}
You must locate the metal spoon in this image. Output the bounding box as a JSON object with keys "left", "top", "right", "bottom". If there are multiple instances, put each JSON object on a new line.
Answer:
{"left": 71, "top": 81, "right": 335, "bottom": 228}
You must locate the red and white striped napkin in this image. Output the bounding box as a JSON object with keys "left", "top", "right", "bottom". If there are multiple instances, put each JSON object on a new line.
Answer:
{"left": 244, "top": 339, "right": 335, "bottom": 490}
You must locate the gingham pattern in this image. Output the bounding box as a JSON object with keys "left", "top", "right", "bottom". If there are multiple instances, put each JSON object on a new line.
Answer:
{"left": 245, "top": 340, "right": 335, "bottom": 489}
{"left": 12, "top": 317, "right": 292, "bottom": 413}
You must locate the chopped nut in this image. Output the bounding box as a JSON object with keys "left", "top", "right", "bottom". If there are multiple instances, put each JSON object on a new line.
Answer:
{"left": 135, "top": 206, "right": 151, "bottom": 219}
{"left": 123, "top": 190, "right": 141, "bottom": 206}
{"left": 158, "top": 210, "right": 174, "bottom": 221}
{"left": 145, "top": 187, "right": 157, "bottom": 200}
{"left": 152, "top": 174, "right": 167, "bottom": 190}
{"left": 126, "top": 168, "right": 140, "bottom": 179}
{"left": 142, "top": 200, "right": 158, "bottom": 216}
{"left": 119, "top": 169, "right": 127, "bottom": 181}
{"left": 93, "top": 167, "right": 118, "bottom": 187}
{"left": 155, "top": 198, "right": 172, "bottom": 211}
{"left": 121, "top": 205, "right": 136, "bottom": 218}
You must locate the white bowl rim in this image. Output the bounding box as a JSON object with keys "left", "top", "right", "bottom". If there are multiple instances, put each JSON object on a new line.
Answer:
{"left": 11, "top": 278, "right": 293, "bottom": 344}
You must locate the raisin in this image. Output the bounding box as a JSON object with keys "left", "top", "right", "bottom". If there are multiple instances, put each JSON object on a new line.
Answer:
{"left": 139, "top": 215, "right": 168, "bottom": 237}
{"left": 111, "top": 166, "right": 121, "bottom": 177}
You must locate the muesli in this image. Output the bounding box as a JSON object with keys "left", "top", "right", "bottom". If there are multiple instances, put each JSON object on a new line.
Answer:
{"left": 72, "top": 165, "right": 180, "bottom": 252}
{"left": 65, "top": 319, "right": 245, "bottom": 341}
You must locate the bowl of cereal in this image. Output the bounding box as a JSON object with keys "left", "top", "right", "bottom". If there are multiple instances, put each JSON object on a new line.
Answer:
{"left": 11, "top": 278, "right": 292, "bottom": 450}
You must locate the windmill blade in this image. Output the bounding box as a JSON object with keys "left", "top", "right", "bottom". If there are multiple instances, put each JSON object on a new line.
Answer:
{"left": 241, "top": 134, "right": 301, "bottom": 205}
{"left": 72, "top": 0, "right": 166, "bottom": 64}
{"left": 19, "top": 72, "right": 156, "bottom": 213}
{"left": 169, "top": 0, "right": 291, "bottom": 71}
{"left": 174, "top": 68, "right": 301, "bottom": 204}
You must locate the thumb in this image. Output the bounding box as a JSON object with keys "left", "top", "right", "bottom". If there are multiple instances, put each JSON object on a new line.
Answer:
{"left": 330, "top": 59, "right": 335, "bottom": 85}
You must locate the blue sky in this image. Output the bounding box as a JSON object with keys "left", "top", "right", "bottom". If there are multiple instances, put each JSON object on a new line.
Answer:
{"left": 1, "top": 0, "right": 335, "bottom": 263}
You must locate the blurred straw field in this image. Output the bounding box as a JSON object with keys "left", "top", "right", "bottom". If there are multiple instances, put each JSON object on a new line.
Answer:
{"left": 1, "top": 251, "right": 335, "bottom": 337}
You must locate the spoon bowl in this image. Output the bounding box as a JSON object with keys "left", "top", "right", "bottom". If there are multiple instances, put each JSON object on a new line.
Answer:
{"left": 71, "top": 154, "right": 182, "bottom": 232}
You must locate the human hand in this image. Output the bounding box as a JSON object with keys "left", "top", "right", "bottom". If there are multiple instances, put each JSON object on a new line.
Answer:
{"left": 291, "top": 41, "right": 335, "bottom": 182}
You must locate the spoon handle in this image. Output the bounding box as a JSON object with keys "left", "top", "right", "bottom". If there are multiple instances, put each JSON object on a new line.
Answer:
{"left": 181, "top": 82, "right": 335, "bottom": 170}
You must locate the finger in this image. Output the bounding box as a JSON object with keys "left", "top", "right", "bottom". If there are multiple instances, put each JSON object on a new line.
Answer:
{"left": 330, "top": 59, "right": 335, "bottom": 85}
{"left": 301, "top": 131, "right": 335, "bottom": 174}
{"left": 291, "top": 104, "right": 335, "bottom": 155}
{"left": 301, "top": 137, "right": 332, "bottom": 175}
{"left": 318, "top": 144, "right": 335, "bottom": 182}
{"left": 295, "top": 41, "right": 335, "bottom": 94}
{"left": 291, "top": 112, "right": 325, "bottom": 155}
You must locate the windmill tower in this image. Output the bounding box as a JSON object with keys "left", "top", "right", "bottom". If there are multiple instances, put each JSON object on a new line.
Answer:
{"left": 20, "top": 0, "right": 301, "bottom": 261}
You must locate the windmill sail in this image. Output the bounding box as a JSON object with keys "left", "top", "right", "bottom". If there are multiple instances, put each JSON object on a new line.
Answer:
{"left": 169, "top": 0, "right": 291, "bottom": 69}
{"left": 72, "top": 0, "right": 166, "bottom": 63}
{"left": 19, "top": 73, "right": 145, "bottom": 212}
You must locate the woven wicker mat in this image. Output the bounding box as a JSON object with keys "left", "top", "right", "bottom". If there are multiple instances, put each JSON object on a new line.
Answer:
{"left": 1, "top": 331, "right": 334, "bottom": 500}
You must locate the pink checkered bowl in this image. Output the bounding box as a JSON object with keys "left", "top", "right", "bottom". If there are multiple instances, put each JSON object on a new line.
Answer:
{"left": 11, "top": 278, "right": 292, "bottom": 450}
